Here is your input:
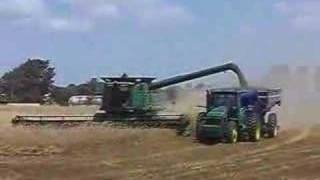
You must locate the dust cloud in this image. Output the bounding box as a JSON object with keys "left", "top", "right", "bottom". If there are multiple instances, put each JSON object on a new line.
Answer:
{"left": 167, "top": 64, "right": 320, "bottom": 129}
{"left": 257, "top": 65, "right": 320, "bottom": 128}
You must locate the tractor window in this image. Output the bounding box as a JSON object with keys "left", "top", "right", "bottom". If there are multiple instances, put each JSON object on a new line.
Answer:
{"left": 212, "top": 94, "right": 237, "bottom": 108}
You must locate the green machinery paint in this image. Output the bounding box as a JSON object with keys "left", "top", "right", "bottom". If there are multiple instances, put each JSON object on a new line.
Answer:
{"left": 131, "top": 83, "right": 153, "bottom": 112}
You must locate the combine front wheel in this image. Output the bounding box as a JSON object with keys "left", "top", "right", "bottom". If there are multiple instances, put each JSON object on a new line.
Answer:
{"left": 93, "top": 113, "right": 107, "bottom": 122}
{"left": 195, "top": 113, "right": 206, "bottom": 141}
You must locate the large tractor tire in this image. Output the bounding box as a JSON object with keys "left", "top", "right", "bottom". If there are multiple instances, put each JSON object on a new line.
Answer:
{"left": 225, "top": 121, "right": 238, "bottom": 144}
{"left": 267, "top": 113, "right": 278, "bottom": 138}
{"left": 247, "top": 111, "right": 262, "bottom": 142}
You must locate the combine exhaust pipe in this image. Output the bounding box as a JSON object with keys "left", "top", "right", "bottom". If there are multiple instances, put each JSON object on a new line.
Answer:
{"left": 150, "top": 62, "right": 248, "bottom": 90}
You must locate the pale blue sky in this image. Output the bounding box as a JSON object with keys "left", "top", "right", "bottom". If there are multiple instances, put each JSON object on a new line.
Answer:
{"left": 0, "top": 0, "right": 319, "bottom": 85}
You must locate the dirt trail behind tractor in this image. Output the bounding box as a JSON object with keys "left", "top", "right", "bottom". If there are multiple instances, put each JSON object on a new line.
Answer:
{"left": 12, "top": 62, "right": 248, "bottom": 129}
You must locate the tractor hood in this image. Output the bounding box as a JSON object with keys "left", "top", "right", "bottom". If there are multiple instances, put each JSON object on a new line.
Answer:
{"left": 207, "top": 106, "right": 228, "bottom": 118}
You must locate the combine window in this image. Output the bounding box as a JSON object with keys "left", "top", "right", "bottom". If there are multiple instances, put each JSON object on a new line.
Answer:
{"left": 102, "top": 83, "right": 131, "bottom": 112}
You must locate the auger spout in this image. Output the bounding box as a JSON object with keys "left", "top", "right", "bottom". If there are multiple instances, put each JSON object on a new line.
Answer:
{"left": 150, "top": 62, "right": 248, "bottom": 90}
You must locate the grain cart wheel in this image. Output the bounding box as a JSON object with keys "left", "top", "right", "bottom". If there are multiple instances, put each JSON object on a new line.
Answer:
{"left": 267, "top": 113, "right": 278, "bottom": 138}
{"left": 225, "top": 121, "right": 238, "bottom": 144}
{"left": 247, "top": 112, "right": 262, "bottom": 142}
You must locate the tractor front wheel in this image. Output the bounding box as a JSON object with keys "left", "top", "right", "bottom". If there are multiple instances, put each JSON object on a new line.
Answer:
{"left": 195, "top": 113, "right": 206, "bottom": 141}
{"left": 225, "top": 121, "right": 238, "bottom": 144}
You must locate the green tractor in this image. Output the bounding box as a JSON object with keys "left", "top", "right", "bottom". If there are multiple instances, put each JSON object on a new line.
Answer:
{"left": 196, "top": 88, "right": 281, "bottom": 143}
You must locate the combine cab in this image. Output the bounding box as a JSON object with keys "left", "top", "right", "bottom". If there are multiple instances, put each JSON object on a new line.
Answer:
{"left": 196, "top": 88, "right": 281, "bottom": 143}
{"left": 99, "top": 76, "right": 156, "bottom": 115}
{"left": 92, "top": 76, "right": 185, "bottom": 128}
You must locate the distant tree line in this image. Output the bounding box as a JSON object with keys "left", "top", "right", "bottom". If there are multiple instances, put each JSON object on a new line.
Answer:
{"left": 0, "top": 59, "right": 103, "bottom": 105}
{"left": 52, "top": 78, "right": 104, "bottom": 105}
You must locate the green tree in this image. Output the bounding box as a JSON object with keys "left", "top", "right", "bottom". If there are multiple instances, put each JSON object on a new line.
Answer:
{"left": 1, "top": 59, "right": 55, "bottom": 103}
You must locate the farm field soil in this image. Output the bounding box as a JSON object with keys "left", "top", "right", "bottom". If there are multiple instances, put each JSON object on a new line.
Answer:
{"left": 0, "top": 105, "right": 319, "bottom": 180}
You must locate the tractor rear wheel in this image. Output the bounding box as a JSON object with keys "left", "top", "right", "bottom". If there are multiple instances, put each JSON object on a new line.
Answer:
{"left": 267, "top": 113, "right": 278, "bottom": 138}
{"left": 247, "top": 112, "right": 262, "bottom": 142}
{"left": 225, "top": 121, "right": 238, "bottom": 144}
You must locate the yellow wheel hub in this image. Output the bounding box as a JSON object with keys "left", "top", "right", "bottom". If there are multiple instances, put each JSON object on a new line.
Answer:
{"left": 255, "top": 126, "right": 261, "bottom": 140}
{"left": 231, "top": 129, "right": 238, "bottom": 143}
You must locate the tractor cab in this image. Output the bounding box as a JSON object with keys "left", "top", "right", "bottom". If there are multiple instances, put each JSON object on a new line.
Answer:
{"left": 100, "top": 76, "right": 156, "bottom": 114}
{"left": 207, "top": 88, "right": 259, "bottom": 110}
{"left": 206, "top": 88, "right": 263, "bottom": 116}
{"left": 205, "top": 88, "right": 258, "bottom": 120}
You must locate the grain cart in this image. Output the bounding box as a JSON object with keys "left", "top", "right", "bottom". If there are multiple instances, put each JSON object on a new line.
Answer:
{"left": 196, "top": 87, "right": 281, "bottom": 143}
{"left": 12, "top": 62, "right": 248, "bottom": 129}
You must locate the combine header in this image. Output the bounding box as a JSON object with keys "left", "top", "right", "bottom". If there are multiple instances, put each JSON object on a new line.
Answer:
{"left": 12, "top": 62, "right": 248, "bottom": 129}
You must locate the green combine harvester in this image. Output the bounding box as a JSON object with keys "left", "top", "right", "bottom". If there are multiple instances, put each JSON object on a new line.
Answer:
{"left": 12, "top": 62, "right": 249, "bottom": 129}
{"left": 196, "top": 87, "right": 281, "bottom": 143}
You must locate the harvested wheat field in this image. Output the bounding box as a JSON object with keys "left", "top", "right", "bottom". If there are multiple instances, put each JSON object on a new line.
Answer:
{"left": 0, "top": 105, "right": 319, "bottom": 180}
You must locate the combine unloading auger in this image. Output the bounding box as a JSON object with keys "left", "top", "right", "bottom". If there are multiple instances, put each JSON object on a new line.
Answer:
{"left": 150, "top": 62, "right": 248, "bottom": 90}
{"left": 12, "top": 62, "right": 248, "bottom": 128}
